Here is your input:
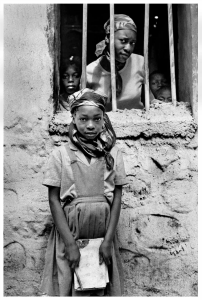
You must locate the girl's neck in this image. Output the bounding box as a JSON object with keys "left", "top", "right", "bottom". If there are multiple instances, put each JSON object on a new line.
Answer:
{"left": 100, "top": 56, "right": 126, "bottom": 72}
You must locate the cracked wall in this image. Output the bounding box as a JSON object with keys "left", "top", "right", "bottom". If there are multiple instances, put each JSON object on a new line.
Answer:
{"left": 4, "top": 4, "right": 198, "bottom": 297}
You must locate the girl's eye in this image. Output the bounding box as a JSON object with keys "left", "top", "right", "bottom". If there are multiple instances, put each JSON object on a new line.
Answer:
{"left": 80, "top": 118, "right": 86, "bottom": 122}
{"left": 73, "top": 73, "right": 80, "bottom": 78}
{"left": 120, "top": 39, "right": 126, "bottom": 43}
{"left": 94, "top": 117, "right": 101, "bottom": 122}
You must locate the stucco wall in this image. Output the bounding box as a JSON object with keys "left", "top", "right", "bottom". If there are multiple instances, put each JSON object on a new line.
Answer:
{"left": 4, "top": 4, "right": 55, "bottom": 296}
{"left": 4, "top": 4, "right": 198, "bottom": 297}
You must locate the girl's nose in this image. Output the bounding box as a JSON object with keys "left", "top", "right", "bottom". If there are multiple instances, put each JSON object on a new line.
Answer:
{"left": 124, "top": 43, "right": 131, "bottom": 53}
{"left": 68, "top": 75, "right": 73, "bottom": 83}
{"left": 87, "top": 120, "right": 95, "bottom": 129}
{"left": 157, "top": 81, "right": 162, "bottom": 88}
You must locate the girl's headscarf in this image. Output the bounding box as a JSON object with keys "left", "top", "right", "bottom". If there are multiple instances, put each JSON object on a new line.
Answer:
{"left": 69, "top": 88, "right": 116, "bottom": 170}
{"left": 95, "top": 14, "right": 137, "bottom": 98}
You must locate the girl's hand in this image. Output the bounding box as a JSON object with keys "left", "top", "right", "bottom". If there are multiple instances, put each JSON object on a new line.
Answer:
{"left": 65, "top": 242, "right": 81, "bottom": 269}
{"left": 99, "top": 240, "right": 112, "bottom": 266}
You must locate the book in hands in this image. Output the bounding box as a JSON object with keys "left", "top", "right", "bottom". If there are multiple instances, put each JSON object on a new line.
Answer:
{"left": 74, "top": 238, "right": 109, "bottom": 291}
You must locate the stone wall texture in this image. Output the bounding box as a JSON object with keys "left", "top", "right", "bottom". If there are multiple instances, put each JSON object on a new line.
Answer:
{"left": 4, "top": 4, "right": 198, "bottom": 297}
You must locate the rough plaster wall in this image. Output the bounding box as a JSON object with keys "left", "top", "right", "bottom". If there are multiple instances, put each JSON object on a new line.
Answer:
{"left": 110, "top": 106, "right": 198, "bottom": 296}
{"left": 4, "top": 4, "right": 55, "bottom": 296}
{"left": 4, "top": 4, "right": 198, "bottom": 297}
{"left": 117, "top": 141, "right": 197, "bottom": 296}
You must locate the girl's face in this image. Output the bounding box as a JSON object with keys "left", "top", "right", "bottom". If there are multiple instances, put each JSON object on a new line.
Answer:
{"left": 73, "top": 106, "right": 104, "bottom": 140}
{"left": 114, "top": 29, "right": 136, "bottom": 63}
{"left": 62, "top": 65, "right": 80, "bottom": 96}
{"left": 157, "top": 89, "right": 172, "bottom": 103}
{"left": 150, "top": 74, "right": 168, "bottom": 97}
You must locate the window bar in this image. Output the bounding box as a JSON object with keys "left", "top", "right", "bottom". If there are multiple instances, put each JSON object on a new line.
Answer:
{"left": 110, "top": 4, "right": 117, "bottom": 111}
{"left": 81, "top": 3, "right": 88, "bottom": 89}
{"left": 167, "top": 4, "right": 177, "bottom": 106}
{"left": 144, "top": 4, "right": 150, "bottom": 111}
{"left": 54, "top": 4, "right": 61, "bottom": 113}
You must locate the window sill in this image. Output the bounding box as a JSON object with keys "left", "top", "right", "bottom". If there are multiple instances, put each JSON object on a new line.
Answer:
{"left": 49, "top": 102, "right": 197, "bottom": 145}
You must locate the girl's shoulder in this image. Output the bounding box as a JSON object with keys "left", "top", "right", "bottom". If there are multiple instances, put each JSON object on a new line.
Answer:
{"left": 130, "top": 53, "right": 144, "bottom": 64}
{"left": 87, "top": 57, "right": 103, "bottom": 73}
{"left": 110, "top": 145, "right": 122, "bottom": 159}
{"left": 49, "top": 143, "right": 71, "bottom": 159}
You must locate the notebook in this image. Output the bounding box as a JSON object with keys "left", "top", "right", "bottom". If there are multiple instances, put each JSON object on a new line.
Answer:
{"left": 74, "top": 238, "right": 109, "bottom": 291}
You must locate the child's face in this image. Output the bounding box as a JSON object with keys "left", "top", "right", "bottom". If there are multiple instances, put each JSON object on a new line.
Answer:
{"left": 113, "top": 29, "right": 136, "bottom": 63}
{"left": 157, "top": 88, "right": 172, "bottom": 103}
{"left": 62, "top": 65, "right": 80, "bottom": 96}
{"left": 150, "top": 73, "right": 167, "bottom": 97}
{"left": 73, "top": 106, "right": 104, "bottom": 140}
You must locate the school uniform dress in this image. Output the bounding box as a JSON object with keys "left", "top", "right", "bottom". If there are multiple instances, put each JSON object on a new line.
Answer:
{"left": 86, "top": 53, "right": 145, "bottom": 110}
{"left": 41, "top": 141, "right": 127, "bottom": 296}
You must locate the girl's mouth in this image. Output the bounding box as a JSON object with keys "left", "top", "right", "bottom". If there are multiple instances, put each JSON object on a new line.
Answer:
{"left": 120, "top": 53, "right": 130, "bottom": 59}
{"left": 67, "top": 86, "right": 76, "bottom": 90}
{"left": 85, "top": 132, "right": 97, "bottom": 137}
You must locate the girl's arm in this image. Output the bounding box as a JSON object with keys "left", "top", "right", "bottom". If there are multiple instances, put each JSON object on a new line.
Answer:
{"left": 99, "top": 185, "right": 122, "bottom": 265}
{"left": 48, "top": 186, "right": 80, "bottom": 269}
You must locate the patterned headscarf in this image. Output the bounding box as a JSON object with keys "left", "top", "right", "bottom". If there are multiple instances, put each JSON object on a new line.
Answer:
{"left": 69, "top": 88, "right": 116, "bottom": 170}
{"left": 95, "top": 14, "right": 137, "bottom": 98}
{"left": 69, "top": 88, "right": 106, "bottom": 114}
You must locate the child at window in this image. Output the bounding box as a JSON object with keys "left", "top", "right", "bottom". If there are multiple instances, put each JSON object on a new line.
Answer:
{"left": 149, "top": 70, "right": 169, "bottom": 102}
{"left": 156, "top": 85, "right": 172, "bottom": 103}
{"left": 57, "top": 56, "right": 82, "bottom": 111}
{"left": 86, "top": 14, "right": 145, "bottom": 110}
{"left": 41, "top": 88, "right": 127, "bottom": 296}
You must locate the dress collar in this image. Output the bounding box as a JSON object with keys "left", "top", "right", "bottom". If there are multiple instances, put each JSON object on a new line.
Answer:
{"left": 68, "top": 140, "right": 97, "bottom": 166}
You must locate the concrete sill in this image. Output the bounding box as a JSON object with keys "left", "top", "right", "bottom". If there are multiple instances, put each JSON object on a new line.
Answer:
{"left": 48, "top": 102, "right": 197, "bottom": 144}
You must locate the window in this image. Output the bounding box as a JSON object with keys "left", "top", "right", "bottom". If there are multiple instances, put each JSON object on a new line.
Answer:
{"left": 52, "top": 4, "right": 197, "bottom": 117}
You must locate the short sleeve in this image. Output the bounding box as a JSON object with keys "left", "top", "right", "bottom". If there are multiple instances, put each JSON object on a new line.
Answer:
{"left": 114, "top": 148, "right": 128, "bottom": 186}
{"left": 42, "top": 148, "right": 62, "bottom": 187}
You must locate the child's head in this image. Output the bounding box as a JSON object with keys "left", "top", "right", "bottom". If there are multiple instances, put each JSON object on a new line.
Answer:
{"left": 60, "top": 56, "right": 82, "bottom": 96}
{"left": 96, "top": 14, "right": 137, "bottom": 63}
{"left": 149, "top": 70, "right": 168, "bottom": 98}
{"left": 69, "top": 89, "right": 107, "bottom": 140}
{"left": 156, "top": 86, "right": 172, "bottom": 103}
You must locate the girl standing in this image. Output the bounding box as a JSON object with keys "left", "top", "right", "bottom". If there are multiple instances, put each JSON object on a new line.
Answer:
{"left": 41, "top": 88, "right": 127, "bottom": 296}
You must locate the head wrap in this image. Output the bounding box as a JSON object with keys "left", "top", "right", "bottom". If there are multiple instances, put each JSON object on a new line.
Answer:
{"left": 69, "top": 88, "right": 107, "bottom": 114}
{"left": 95, "top": 14, "right": 137, "bottom": 98}
{"left": 68, "top": 88, "right": 116, "bottom": 170}
{"left": 95, "top": 14, "right": 137, "bottom": 57}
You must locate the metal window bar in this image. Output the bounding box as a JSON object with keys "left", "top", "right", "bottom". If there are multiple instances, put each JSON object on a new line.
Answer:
{"left": 81, "top": 3, "right": 88, "bottom": 89}
{"left": 110, "top": 4, "right": 117, "bottom": 111}
{"left": 167, "top": 4, "right": 177, "bottom": 106}
{"left": 54, "top": 4, "right": 61, "bottom": 113}
{"left": 144, "top": 4, "right": 150, "bottom": 111}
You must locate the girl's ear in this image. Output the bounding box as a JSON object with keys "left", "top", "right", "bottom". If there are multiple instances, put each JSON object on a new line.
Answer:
{"left": 105, "top": 35, "right": 109, "bottom": 44}
{"left": 72, "top": 113, "right": 76, "bottom": 124}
